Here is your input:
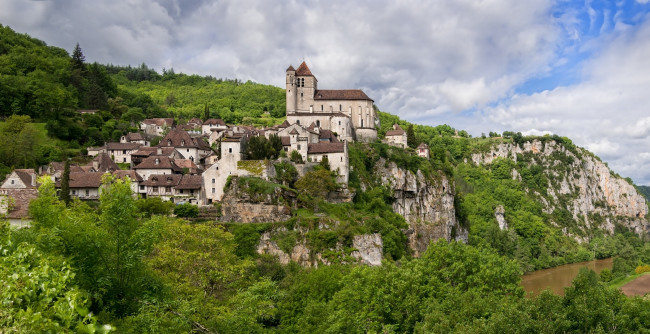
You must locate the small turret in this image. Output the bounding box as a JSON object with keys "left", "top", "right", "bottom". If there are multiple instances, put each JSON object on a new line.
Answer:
{"left": 286, "top": 65, "right": 296, "bottom": 114}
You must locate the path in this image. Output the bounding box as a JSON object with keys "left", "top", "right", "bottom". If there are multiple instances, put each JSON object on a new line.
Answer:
{"left": 620, "top": 274, "right": 650, "bottom": 296}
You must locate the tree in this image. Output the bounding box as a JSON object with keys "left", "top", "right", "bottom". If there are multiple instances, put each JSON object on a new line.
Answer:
{"left": 274, "top": 161, "right": 298, "bottom": 186}
{"left": 174, "top": 203, "right": 199, "bottom": 218}
{"left": 60, "top": 159, "right": 71, "bottom": 205}
{"left": 203, "top": 103, "right": 210, "bottom": 121}
{"left": 295, "top": 169, "right": 339, "bottom": 211}
{"left": 71, "top": 43, "right": 86, "bottom": 71}
{"left": 290, "top": 150, "right": 303, "bottom": 164}
{"left": 406, "top": 124, "right": 417, "bottom": 148}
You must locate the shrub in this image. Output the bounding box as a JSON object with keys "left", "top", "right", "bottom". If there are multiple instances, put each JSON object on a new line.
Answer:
{"left": 173, "top": 203, "right": 199, "bottom": 218}
{"left": 635, "top": 264, "right": 650, "bottom": 275}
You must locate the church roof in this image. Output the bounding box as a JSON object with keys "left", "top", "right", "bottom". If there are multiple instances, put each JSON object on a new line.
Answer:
{"left": 314, "top": 89, "right": 372, "bottom": 101}
{"left": 286, "top": 65, "right": 295, "bottom": 72}
{"left": 295, "top": 61, "right": 314, "bottom": 76}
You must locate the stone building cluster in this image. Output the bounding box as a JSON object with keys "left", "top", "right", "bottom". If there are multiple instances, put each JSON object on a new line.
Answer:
{"left": 1, "top": 63, "right": 431, "bottom": 221}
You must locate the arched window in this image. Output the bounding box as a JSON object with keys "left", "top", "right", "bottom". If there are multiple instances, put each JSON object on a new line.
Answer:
{"left": 316, "top": 120, "right": 321, "bottom": 127}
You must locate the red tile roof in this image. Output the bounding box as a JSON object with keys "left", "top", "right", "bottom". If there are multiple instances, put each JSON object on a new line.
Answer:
{"left": 314, "top": 89, "right": 372, "bottom": 101}
{"left": 308, "top": 142, "right": 345, "bottom": 154}
{"left": 286, "top": 65, "right": 295, "bottom": 72}
{"left": 89, "top": 153, "right": 120, "bottom": 172}
{"left": 134, "top": 156, "right": 182, "bottom": 172}
{"left": 106, "top": 142, "right": 142, "bottom": 150}
{"left": 204, "top": 118, "right": 226, "bottom": 126}
{"left": 295, "top": 61, "right": 314, "bottom": 76}
{"left": 386, "top": 124, "right": 405, "bottom": 136}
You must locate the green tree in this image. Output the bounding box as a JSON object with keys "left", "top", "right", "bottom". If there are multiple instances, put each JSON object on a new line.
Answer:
{"left": 274, "top": 161, "right": 298, "bottom": 186}
{"left": 174, "top": 203, "right": 199, "bottom": 218}
{"left": 295, "top": 169, "right": 339, "bottom": 211}
{"left": 406, "top": 124, "right": 417, "bottom": 148}
{"left": 60, "top": 159, "right": 71, "bottom": 205}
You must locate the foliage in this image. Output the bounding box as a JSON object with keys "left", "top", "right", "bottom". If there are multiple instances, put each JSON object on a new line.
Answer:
{"left": 237, "top": 159, "right": 266, "bottom": 176}
{"left": 290, "top": 150, "right": 303, "bottom": 164}
{"left": 274, "top": 161, "right": 298, "bottom": 186}
{"left": 135, "top": 197, "right": 174, "bottom": 217}
{"left": 60, "top": 159, "right": 71, "bottom": 205}
{"left": 245, "top": 135, "right": 281, "bottom": 160}
{"left": 0, "top": 222, "right": 111, "bottom": 333}
{"left": 173, "top": 203, "right": 199, "bottom": 218}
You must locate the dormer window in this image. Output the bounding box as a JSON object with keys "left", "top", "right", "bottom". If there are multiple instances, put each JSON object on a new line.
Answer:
{"left": 167, "top": 139, "right": 172, "bottom": 146}
{"left": 152, "top": 176, "right": 158, "bottom": 182}
{"left": 181, "top": 139, "right": 185, "bottom": 146}
{"left": 155, "top": 158, "right": 160, "bottom": 165}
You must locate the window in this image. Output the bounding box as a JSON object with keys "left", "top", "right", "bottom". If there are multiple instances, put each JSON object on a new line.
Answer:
{"left": 165, "top": 186, "right": 171, "bottom": 193}
{"left": 140, "top": 185, "right": 144, "bottom": 190}
{"left": 123, "top": 158, "right": 126, "bottom": 162}
{"left": 301, "top": 92, "right": 303, "bottom": 98}
{"left": 153, "top": 186, "right": 158, "bottom": 192}
{"left": 190, "top": 190, "right": 194, "bottom": 194}
{"left": 296, "top": 120, "right": 300, "bottom": 125}
{"left": 85, "top": 189, "right": 89, "bottom": 196}
{"left": 339, "top": 104, "right": 342, "bottom": 111}
{"left": 229, "top": 148, "right": 232, "bottom": 153}
{"left": 122, "top": 150, "right": 126, "bottom": 154}
{"left": 212, "top": 178, "right": 215, "bottom": 183}
{"left": 10, "top": 180, "right": 14, "bottom": 184}
{"left": 321, "top": 105, "right": 323, "bottom": 111}
{"left": 316, "top": 120, "right": 320, "bottom": 127}
{"left": 72, "top": 190, "right": 76, "bottom": 195}
{"left": 180, "top": 190, "right": 183, "bottom": 194}
{"left": 212, "top": 188, "right": 215, "bottom": 193}
{"left": 297, "top": 145, "right": 301, "bottom": 150}
{"left": 168, "top": 139, "right": 172, "bottom": 146}
{"left": 339, "top": 121, "right": 341, "bottom": 125}
{"left": 187, "top": 149, "right": 189, "bottom": 152}
{"left": 341, "top": 157, "right": 343, "bottom": 162}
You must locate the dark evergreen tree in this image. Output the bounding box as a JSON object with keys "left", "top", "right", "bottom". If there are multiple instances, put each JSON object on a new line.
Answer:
{"left": 407, "top": 124, "right": 418, "bottom": 148}
{"left": 203, "top": 103, "right": 210, "bottom": 121}
{"left": 71, "top": 43, "right": 86, "bottom": 71}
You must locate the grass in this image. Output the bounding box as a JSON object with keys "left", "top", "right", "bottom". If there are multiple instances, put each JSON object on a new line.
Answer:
{"left": 609, "top": 271, "right": 650, "bottom": 290}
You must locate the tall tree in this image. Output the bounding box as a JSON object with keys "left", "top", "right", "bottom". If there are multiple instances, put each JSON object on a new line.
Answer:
{"left": 407, "top": 124, "right": 418, "bottom": 148}
{"left": 71, "top": 43, "right": 86, "bottom": 71}
{"left": 203, "top": 103, "right": 210, "bottom": 121}
{"left": 60, "top": 159, "right": 71, "bottom": 205}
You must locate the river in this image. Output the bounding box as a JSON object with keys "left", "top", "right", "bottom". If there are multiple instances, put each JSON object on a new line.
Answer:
{"left": 521, "top": 258, "right": 613, "bottom": 297}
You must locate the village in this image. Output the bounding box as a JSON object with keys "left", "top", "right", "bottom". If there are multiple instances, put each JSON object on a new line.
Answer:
{"left": 0, "top": 62, "right": 430, "bottom": 223}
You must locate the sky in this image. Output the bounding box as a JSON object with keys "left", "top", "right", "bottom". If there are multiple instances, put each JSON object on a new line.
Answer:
{"left": 2, "top": 0, "right": 650, "bottom": 184}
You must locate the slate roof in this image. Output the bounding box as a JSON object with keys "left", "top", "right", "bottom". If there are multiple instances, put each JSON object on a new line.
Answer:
{"left": 314, "top": 89, "right": 372, "bottom": 101}
{"left": 295, "top": 61, "right": 314, "bottom": 76}
{"left": 113, "top": 170, "right": 144, "bottom": 182}
{"left": 319, "top": 129, "right": 339, "bottom": 143}
{"left": 204, "top": 118, "right": 226, "bottom": 126}
{"left": 176, "top": 175, "right": 203, "bottom": 190}
{"left": 66, "top": 172, "right": 105, "bottom": 188}
{"left": 308, "top": 142, "right": 345, "bottom": 154}
{"left": 106, "top": 142, "right": 142, "bottom": 150}
{"left": 134, "top": 156, "right": 182, "bottom": 172}
{"left": 131, "top": 147, "right": 176, "bottom": 157}
{"left": 386, "top": 124, "right": 406, "bottom": 136}
{"left": 12, "top": 169, "right": 36, "bottom": 188}
{"left": 89, "top": 153, "right": 120, "bottom": 172}
{"left": 142, "top": 174, "right": 182, "bottom": 187}
{"left": 124, "top": 132, "right": 144, "bottom": 141}
{"left": 158, "top": 129, "right": 210, "bottom": 149}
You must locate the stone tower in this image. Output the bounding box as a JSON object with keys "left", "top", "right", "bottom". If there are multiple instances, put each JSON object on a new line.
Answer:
{"left": 293, "top": 61, "right": 317, "bottom": 113}
{"left": 285, "top": 65, "right": 296, "bottom": 114}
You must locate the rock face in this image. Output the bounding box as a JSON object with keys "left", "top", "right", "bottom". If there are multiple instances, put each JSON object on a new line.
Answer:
{"left": 350, "top": 233, "right": 383, "bottom": 266}
{"left": 495, "top": 205, "right": 507, "bottom": 230}
{"left": 257, "top": 229, "right": 384, "bottom": 267}
{"left": 471, "top": 139, "right": 648, "bottom": 237}
{"left": 219, "top": 177, "right": 295, "bottom": 223}
{"left": 374, "top": 158, "right": 466, "bottom": 256}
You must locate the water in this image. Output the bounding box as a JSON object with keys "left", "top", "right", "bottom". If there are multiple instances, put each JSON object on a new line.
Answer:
{"left": 521, "top": 258, "right": 613, "bottom": 297}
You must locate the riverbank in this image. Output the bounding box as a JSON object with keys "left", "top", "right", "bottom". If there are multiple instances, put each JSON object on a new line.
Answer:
{"left": 611, "top": 272, "right": 650, "bottom": 296}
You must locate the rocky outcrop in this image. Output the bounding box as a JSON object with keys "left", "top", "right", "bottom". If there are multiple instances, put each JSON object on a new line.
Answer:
{"left": 219, "top": 177, "right": 295, "bottom": 223}
{"left": 374, "top": 158, "right": 466, "bottom": 256}
{"left": 257, "top": 229, "right": 384, "bottom": 267}
{"left": 495, "top": 205, "right": 507, "bottom": 230}
{"left": 350, "top": 233, "right": 383, "bottom": 266}
{"left": 471, "top": 139, "right": 648, "bottom": 236}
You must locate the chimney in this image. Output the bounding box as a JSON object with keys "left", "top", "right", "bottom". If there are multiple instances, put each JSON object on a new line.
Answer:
{"left": 157, "top": 147, "right": 162, "bottom": 155}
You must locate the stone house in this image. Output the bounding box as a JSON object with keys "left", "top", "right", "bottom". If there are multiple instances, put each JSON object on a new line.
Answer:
{"left": 133, "top": 156, "right": 183, "bottom": 180}
{"left": 140, "top": 118, "right": 174, "bottom": 136}
{"left": 106, "top": 142, "right": 142, "bottom": 163}
{"left": 120, "top": 132, "right": 149, "bottom": 146}
{"left": 130, "top": 147, "right": 181, "bottom": 167}
{"left": 141, "top": 174, "right": 203, "bottom": 204}
{"left": 1, "top": 169, "right": 37, "bottom": 189}
{"left": 285, "top": 62, "right": 377, "bottom": 142}
{"left": 202, "top": 118, "right": 228, "bottom": 135}
{"left": 158, "top": 129, "right": 212, "bottom": 162}
{"left": 384, "top": 124, "right": 407, "bottom": 148}
{"left": 417, "top": 143, "right": 430, "bottom": 159}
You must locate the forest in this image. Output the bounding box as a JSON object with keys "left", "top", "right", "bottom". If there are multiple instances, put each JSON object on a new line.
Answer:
{"left": 4, "top": 24, "right": 650, "bottom": 333}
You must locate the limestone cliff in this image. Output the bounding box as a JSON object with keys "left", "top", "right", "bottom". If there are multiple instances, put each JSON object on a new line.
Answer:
{"left": 374, "top": 158, "right": 467, "bottom": 256}
{"left": 470, "top": 139, "right": 648, "bottom": 238}
{"left": 219, "top": 177, "right": 295, "bottom": 223}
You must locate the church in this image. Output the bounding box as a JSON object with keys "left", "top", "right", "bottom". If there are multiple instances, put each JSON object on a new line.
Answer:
{"left": 285, "top": 62, "right": 378, "bottom": 142}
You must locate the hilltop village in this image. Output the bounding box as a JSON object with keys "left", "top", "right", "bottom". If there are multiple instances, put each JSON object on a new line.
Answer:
{"left": 0, "top": 62, "right": 429, "bottom": 220}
